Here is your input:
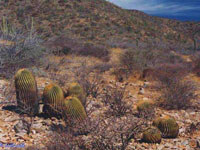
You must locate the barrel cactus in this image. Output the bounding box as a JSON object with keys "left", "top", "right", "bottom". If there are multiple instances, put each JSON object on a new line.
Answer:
{"left": 136, "top": 100, "right": 154, "bottom": 118}
{"left": 153, "top": 116, "right": 179, "bottom": 138}
{"left": 43, "top": 83, "right": 65, "bottom": 116}
{"left": 68, "top": 82, "right": 86, "bottom": 106}
{"left": 142, "top": 127, "right": 162, "bottom": 144}
{"left": 14, "top": 68, "right": 38, "bottom": 114}
{"left": 63, "top": 96, "right": 87, "bottom": 124}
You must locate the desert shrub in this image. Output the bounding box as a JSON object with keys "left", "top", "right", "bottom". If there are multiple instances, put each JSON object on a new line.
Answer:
{"left": 46, "top": 36, "right": 110, "bottom": 61}
{"left": 46, "top": 115, "right": 145, "bottom": 150}
{"left": 74, "top": 63, "right": 103, "bottom": 99}
{"left": 102, "top": 83, "right": 133, "bottom": 117}
{"left": 78, "top": 43, "right": 110, "bottom": 61}
{"left": 87, "top": 115, "right": 145, "bottom": 150}
{"left": 0, "top": 20, "right": 45, "bottom": 78}
{"left": 91, "top": 62, "right": 112, "bottom": 73}
{"left": 45, "top": 132, "right": 84, "bottom": 150}
{"left": 119, "top": 49, "right": 158, "bottom": 79}
{"left": 192, "top": 55, "right": 200, "bottom": 76}
{"left": 154, "top": 64, "right": 197, "bottom": 109}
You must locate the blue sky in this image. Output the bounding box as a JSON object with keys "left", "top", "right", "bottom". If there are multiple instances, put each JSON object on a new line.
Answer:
{"left": 107, "top": 0, "right": 200, "bottom": 21}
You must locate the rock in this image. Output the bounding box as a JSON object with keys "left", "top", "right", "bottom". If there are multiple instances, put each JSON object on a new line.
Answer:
{"left": 14, "top": 120, "right": 30, "bottom": 134}
{"left": 189, "top": 139, "right": 196, "bottom": 148}
{"left": 157, "top": 145, "right": 164, "bottom": 150}
{"left": 138, "top": 87, "right": 144, "bottom": 95}
{"left": 32, "top": 123, "right": 43, "bottom": 129}
{"left": 42, "top": 119, "right": 52, "bottom": 126}
{"left": 5, "top": 116, "right": 19, "bottom": 122}
{"left": 197, "top": 139, "right": 200, "bottom": 148}
{"left": 182, "top": 140, "right": 189, "bottom": 146}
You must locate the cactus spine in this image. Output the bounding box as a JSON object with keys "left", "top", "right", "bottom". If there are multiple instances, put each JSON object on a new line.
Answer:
{"left": 14, "top": 68, "right": 38, "bottom": 114}
{"left": 153, "top": 116, "right": 179, "bottom": 138}
{"left": 43, "top": 83, "right": 65, "bottom": 116}
{"left": 68, "top": 82, "right": 86, "bottom": 106}
{"left": 63, "top": 96, "right": 87, "bottom": 123}
{"left": 142, "top": 127, "right": 162, "bottom": 144}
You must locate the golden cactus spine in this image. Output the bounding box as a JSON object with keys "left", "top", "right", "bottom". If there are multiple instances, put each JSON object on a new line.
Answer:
{"left": 63, "top": 96, "right": 87, "bottom": 123}
{"left": 43, "top": 83, "right": 65, "bottom": 115}
{"left": 142, "top": 127, "right": 162, "bottom": 144}
{"left": 153, "top": 116, "right": 179, "bottom": 138}
{"left": 14, "top": 68, "right": 38, "bottom": 114}
{"left": 68, "top": 82, "right": 86, "bottom": 106}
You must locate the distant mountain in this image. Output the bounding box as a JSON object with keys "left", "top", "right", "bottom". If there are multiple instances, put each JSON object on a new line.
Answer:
{"left": 0, "top": 0, "right": 199, "bottom": 50}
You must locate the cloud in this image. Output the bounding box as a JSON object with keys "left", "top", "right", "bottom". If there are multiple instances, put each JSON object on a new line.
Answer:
{"left": 107, "top": 0, "right": 200, "bottom": 15}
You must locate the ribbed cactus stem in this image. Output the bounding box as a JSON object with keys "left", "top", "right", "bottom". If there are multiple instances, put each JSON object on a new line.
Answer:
{"left": 68, "top": 82, "right": 86, "bottom": 106}
{"left": 63, "top": 96, "right": 87, "bottom": 123}
{"left": 43, "top": 83, "right": 65, "bottom": 116}
{"left": 14, "top": 68, "right": 38, "bottom": 115}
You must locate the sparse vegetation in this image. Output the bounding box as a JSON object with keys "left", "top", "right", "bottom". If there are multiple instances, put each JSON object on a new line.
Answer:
{"left": 0, "top": 18, "right": 45, "bottom": 78}
{"left": 154, "top": 64, "right": 197, "bottom": 109}
{"left": 0, "top": 0, "right": 200, "bottom": 149}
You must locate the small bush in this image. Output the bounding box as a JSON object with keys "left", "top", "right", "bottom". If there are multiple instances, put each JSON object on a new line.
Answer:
{"left": 78, "top": 43, "right": 110, "bottom": 62}
{"left": 102, "top": 83, "right": 133, "bottom": 117}
{"left": 74, "top": 63, "right": 103, "bottom": 99}
{"left": 119, "top": 49, "right": 158, "bottom": 79}
{"left": 192, "top": 57, "right": 200, "bottom": 76}
{"left": 0, "top": 27, "right": 45, "bottom": 78}
{"left": 154, "top": 64, "right": 197, "bottom": 109}
{"left": 46, "top": 37, "right": 110, "bottom": 61}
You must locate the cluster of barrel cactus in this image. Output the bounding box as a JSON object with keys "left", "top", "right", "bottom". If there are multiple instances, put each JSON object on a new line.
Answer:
{"left": 14, "top": 68, "right": 180, "bottom": 144}
{"left": 153, "top": 116, "right": 179, "bottom": 138}
{"left": 14, "top": 68, "right": 87, "bottom": 123}
{"left": 142, "top": 115, "right": 179, "bottom": 143}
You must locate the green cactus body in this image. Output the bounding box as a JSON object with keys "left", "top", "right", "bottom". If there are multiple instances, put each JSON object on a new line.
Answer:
{"left": 142, "top": 127, "right": 162, "bottom": 144}
{"left": 136, "top": 100, "right": 153, "bottom": 112}
{"left": 43, "top": 83, "right": 64, "bottom": 116}
{"left": 14, "top": 68, "right": 38, "bottom": 114}
{"left": 63, "top": 96, "right": 87, "bottom": 123}
{"left": 68, "top": 82, "right": 86, "bottom": 106}
{"left": 153, "top": 116, "right": 179, "bottom": 138}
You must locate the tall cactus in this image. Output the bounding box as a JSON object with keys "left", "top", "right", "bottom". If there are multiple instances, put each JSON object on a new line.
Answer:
{"left": 14, "top": 68, "right": 38, "bottom": 115}
{"left": 142, "top": 127, "right": 162, "bottom": 144}
{"left": 153, "top": 116, "right": 179, "bottom": 138}
{"left": 43, "top": 83, "right": 65, "bottom": 116}
{"left": 68, "top": 82, "right": 86, "bottom": 106}
{"left": 63, "top": 96, "right": 87, "bottom": 124}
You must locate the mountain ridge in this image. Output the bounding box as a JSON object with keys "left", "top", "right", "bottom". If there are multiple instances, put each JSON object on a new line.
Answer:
{"left": 0, "top": 0, "right": 199, "bottom": 50}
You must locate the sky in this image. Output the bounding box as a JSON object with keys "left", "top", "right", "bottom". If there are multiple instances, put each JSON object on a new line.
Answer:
{"left": 107, "top": 0, "right": 200, "bottom": 21}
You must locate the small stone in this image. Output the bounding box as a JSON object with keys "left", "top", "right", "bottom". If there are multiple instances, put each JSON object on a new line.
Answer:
{"left": 5, "top": 116, "right": 19, "bottom": 122}
{"left": 32, "top": 130, "right": 37, "bottom": 134}
{"left": 182, "top": 140, "right": 189, "bottom": 146}
{"left": 138, "top": 87, "right": 144, "bottom": 95}
{"left": 189, "top": 139, "right": 196, "bottom": 147}
{"left": 14, "top": 120, "right": 30, "bottom": 134}
{"left": 197, "top": 139, "right": 200, "bottom": 148}
{"left": 32, "top": 123, "right": 43, "bottom": 129}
